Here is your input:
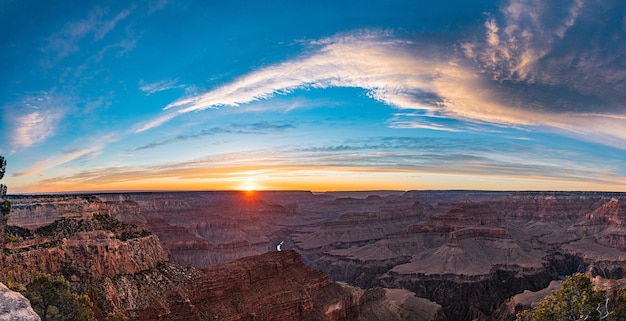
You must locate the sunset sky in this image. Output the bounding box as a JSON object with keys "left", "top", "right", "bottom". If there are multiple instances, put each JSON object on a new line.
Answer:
{"left": 2, "top": 0, "right": 626, "bottom": 193}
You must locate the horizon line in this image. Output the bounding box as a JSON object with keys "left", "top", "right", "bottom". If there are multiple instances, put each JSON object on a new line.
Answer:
{"left": 6, "top": 188, "right": 626, "bottom": 196}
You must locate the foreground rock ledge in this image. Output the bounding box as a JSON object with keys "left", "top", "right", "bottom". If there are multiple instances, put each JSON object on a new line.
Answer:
{"left": 0, "top": 283, "right": 40, "bottom": 321}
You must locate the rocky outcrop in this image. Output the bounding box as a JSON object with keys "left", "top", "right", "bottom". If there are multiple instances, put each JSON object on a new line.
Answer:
{"left": 355, "top": 287, "right": 444, "bottom": 321}
{"left": 486, "top": 280, "right": 561, "bottom": 321}
{"left": 3, "top": 194, "right": 400, "bottom": 321}
{"left": 7, "top": 195, "right": 109, "bottom": 230}
{"left": 0, "top": 283, "right": 40, "bottom": 321}
{"left": 1, "top": 214, "right": 167, "bottom": 285}
{"left": 89, "top": 250, "right": 365, "bottom": 321}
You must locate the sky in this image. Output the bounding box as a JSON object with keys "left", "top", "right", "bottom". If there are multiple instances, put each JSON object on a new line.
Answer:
{"left": 1, "top": 0, "right": 626, "bottom": 193}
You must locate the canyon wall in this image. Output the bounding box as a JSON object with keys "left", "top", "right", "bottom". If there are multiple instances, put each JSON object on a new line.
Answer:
{"left": 8, "top": 190, "right": 626, "bottom": 320}
{"left": 5, "top": 194, "right": 433, "bottom": 321}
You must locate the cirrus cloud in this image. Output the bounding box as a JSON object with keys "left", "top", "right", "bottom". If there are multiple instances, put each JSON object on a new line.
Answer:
{"left": 135, "top": 1, "right": 626, "bottom": 150}
{"left": 7, "top": 94, "right": 67, "bottom": 152}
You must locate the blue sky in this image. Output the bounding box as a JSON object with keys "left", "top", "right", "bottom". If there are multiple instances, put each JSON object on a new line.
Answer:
{"left": 1, "top": 0, "right": 626, "bottom": 193}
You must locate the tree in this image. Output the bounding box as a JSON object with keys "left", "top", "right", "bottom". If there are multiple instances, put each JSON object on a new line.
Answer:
{"left": 24, "top": 273, "right": 96, "bottom": 321}
{"left": 0, "top": 155, "right": 10, "bottom": 248}
{"left": 516, "top": 273, "right": 623, "bottom": 321}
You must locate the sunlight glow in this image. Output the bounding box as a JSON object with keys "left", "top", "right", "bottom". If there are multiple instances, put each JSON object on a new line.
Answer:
{"left": 240, "top": 180, "right": 259, "bottom": 192}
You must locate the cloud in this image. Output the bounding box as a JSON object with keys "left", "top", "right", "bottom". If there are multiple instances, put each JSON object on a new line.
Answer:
{"left": 131, "top": 121, "right": 296, "bottom": 151}
{"left": 139, "top": 78, "right": 183, "bottom": 95}
{"left": 136, "top": 5, "right": 626, "bottom": 149}
{"left": 463, "top": 0, "right": 626, "bottom": 114}
{"left": 161, "top": 30, "right": 436, "bottom": 114}
{"left": 94, "top": 6, "right": 134, "bottom": 40}
{"left": 232, "top": 121, "right": 295, "bottom": 131}
{"left": 44, "top": 5, "right": 135, "bottom": 60}
{"left": 133, "top": 111, "right": 181, "bottom": 133}
{"left": 13, "top": 134, "right": 116, "bottom": 177}
{"left": 12, "top": 112, "right": 56, "bottom": 151}
{"left": 130, "top": 128, "right": 230, "bottom": 152}
{"left": 148, "top": 0, "right": 169, "bottom": 14}
{"left": 31, "top": 135, "right": 625, "bottom": 192}
{"left": 465, "top": 0, "right": 584, "bottom": 82}
{"left": 9, "top": 94, "right": 66, "bottom": 152}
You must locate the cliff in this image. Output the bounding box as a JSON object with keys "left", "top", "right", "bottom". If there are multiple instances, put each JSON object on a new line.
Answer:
{"left": 4, "top": 194, "right": 404, "bottom": 321}
{"left": 1, "top": 214, "right": 167, "bottom": 285}
{"left": 8, "top": 194, "right": 110, "bottom": 230}
{"left": 9, "top": 191, "right": 626, "bottom": 321}
{"left": 87, "top": 250, "right": 365, "bottom": 321}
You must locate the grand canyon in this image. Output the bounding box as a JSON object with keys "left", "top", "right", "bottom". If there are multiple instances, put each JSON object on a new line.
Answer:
{"left": 4, "top": 0, "right": 626, "bottom": 320}
{"left": 2, "top": 190, "right": 626, "bottom": 320}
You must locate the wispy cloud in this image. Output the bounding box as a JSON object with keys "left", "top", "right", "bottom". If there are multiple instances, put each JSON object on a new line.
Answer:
{"left": 133, "top": 1, "right": 626, "bottom": 149}
{"left": 133, "top": 111, "right": 181, "bottom": 133}
{"left": 162, "top": 30, "right": 435, "bottom": 114}
{"left": 12, "top": 134, "right": 116, "bottom": 177}
{"left": 148, "top": 0, "right": 169, "bottom": 14}
{"left": 29, "top": 135, "right": 626, "bottom": 192}
{"left": 130, "top": 128, "right": 230, "bottom": 152}
{"left": 9, "top": 94, "right": 66, "bottom": 152}
{"left": 139, "top": 78, "right": 183, "bottom": 95}
{"left": 135, "top": 30, "right": 448, "bottom": 132}
{"left": 13, "top": 112, "right": 58, "bottom": 151}
{"left": 94, "top": 6, "right": 134, "bottom": 40}
{"left": 43, "top": 5, "right": 135, "bottom": 61}
{"left": 131, "top": 121, "right": 296, "bottom": 151}
{"left": 232, "top": 121, "right": 295, "bottom": 131}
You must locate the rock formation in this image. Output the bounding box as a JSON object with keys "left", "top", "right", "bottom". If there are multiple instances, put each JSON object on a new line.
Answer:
{"left": 355, "top": 287, "right": 443, "bottom": 321}
{"left": 0, "top": 283, "right": 40, "bottom": 321}
{"left": 8, "top": 190, "right": 626, "bottom": 320}
{"left": 91, "top": 250, "right": 365, "bottom": 321}
{"left": 8, "top": 194, "right": 109, "bottom": 230}
{"left": 6, "top": 194, "right": 423, "bottom": 321}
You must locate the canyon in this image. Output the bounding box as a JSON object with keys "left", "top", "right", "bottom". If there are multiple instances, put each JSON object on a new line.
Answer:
{"left": 2, "top": 194, "right": 441, "bottom": 321}
{"left": 5, "top": 190, "right": 626, "bottom": 320}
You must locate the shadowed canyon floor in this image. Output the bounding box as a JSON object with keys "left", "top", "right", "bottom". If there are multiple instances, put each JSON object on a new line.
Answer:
{"left": 6, "top": 190, "right": 626, "bottom": 320}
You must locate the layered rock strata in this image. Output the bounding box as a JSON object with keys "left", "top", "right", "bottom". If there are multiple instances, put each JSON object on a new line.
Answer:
{"left": 4, "top": 195, "right": 405, "bottom": 321}
{"left": 92, "top": 250, "right": 364, "bottom": 321}
{"left": 9, "top": 191, "right": 626, "bottom": 321}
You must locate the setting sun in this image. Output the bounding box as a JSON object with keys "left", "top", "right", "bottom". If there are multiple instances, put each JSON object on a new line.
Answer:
{"left": 239, "top": 180, "right": 259, "bottom": 192}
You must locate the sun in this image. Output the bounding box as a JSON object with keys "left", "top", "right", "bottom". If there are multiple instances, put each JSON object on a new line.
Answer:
{"left": 239, "top": 180, "right": 259, "bottom": 192}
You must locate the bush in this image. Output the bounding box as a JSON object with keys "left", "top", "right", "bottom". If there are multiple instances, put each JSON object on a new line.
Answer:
{"left": 516, "top": 273, "right": 626, "bottom": 321}
{"left": 24, "top": 273, "right": 96, "bottom": 321}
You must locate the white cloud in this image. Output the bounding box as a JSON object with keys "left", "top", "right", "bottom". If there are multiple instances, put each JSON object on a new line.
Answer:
{"left": 10, "top": 95, "right": 65, "bottom": 152}
{"left": 95, "top": 6, "right": 134, "bottom": 40}
{"left": 139, "top": 78, "right": 182, "bottom": 95}
{"left": 13, "top": 134, "right": 116, "bottom": 177}
{"left": 44, "top": 6, "right": 135, "bottom": 60}
{"left": 470, "top": 0, "right": 585, "bottom": 81}
{"left": 161, "top": 31, "right": 436, "bottom": 114}
{"left": 13, "top": 112, "right": 52, "bottom": 150}
{"left": 133, "top": 111, "right": 181, "bottom": 133}
{"left": 138, "top": 27, "right": 626, "bottom": 149}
